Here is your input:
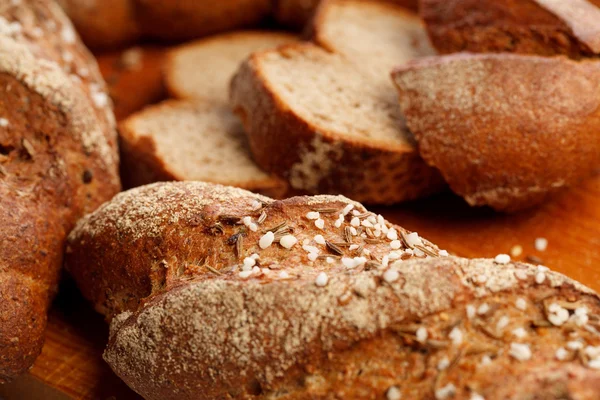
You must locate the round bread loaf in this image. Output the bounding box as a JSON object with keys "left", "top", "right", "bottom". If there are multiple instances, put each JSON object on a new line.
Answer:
{"left": 392, "top": 52, "right": 600, "bottom": 212}
{"left": 65, "top": 182, "right": 600, "bottom": 399}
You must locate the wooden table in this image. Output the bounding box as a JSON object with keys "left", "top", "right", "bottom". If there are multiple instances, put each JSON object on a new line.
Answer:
{"left": 1, "top": 46, "right": 598, "bottom": 400}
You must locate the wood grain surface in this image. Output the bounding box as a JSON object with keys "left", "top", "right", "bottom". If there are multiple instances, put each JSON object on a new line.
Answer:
{"left": 1, "top": 46, "right": 598, "bottom": 400}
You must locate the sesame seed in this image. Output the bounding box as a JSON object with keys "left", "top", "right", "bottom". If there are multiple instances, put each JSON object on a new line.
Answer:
{"left": 307, "top": 252, "right": 318, "bottom": 262}
{"left": 92, "top": 91, "right": 109, "bottom": 108}
{"left": 279, "top": 271, "right": 290, "bottom": 279}
{"left": 387, "top": 229, "right": 398, "bottom": 241}
{"left": 242, "top": 216, "right": 252, "bottom": 226}
{"left": 314, "top": 234, "right": 326, "bottom": 245}
{"left": 0, "top": 118, "right": 8, "bottom": 127}
{"left": 61, "top": 25, "right": 76, "bottom": 43}
{"left": 306, "top": 211, "right": 320, "bottom": 220}
{"left": 496, "top": 316, "right": 510, "bottom": 331}
{"left": 437, "top": 357, "right": 450, "bottom": 371}
{"left": 515, "top": 298, "right": 527, "bottom": 310}
{"left": 315, "top": 218, "right": 325, "bottom": 229}
{"left": 303, "top": 244, "right": 319, "bottom": 254}
{"left": 248, "top": 223, "right": 258, "bottom": 232}
{"left": 547, "top": 303, "right": 569, "bottom": 326}
{"left": 416, "top": 327, "right": 428, "bottom": 343}
{"left": 449, "top": 327, "right": 463, "bottom": 346}
{"left": 439, "top": 250, "right": 449, "bottom": 257}
{"left": 326, "top": 257, "right": 335, "bottom": 264}
{"left": 567, "top": 341, "right": 583, "bottom": 350}
{"left": 350, "top": 217, "right": 360, "bottom": 227}
{"left": 334, "top": 215, "right": 344, "bottom": 228}
{"left": 259, "top": 231, "right": 275, "bottom": 249}
{"left": 510, "top": 245, "right": 523, "bottom": 257}
{"left": 435, "top": 383, "right": 456, "bottom": 400}
{"left": 361, "top": 219, "right": 374, "bottom": 228}
{"left": 279, "top": 235, "right": 297, "bottom": 249}
{"left": 512, "top": 327, "right": 527, "bottom": 338}
{"left": 390, "top": 240, "right": 402, "bottom": 250}
{"left": 535, "top": 271, "right": 546, "bottom": 284}
{"left": 585, "top": 346, "right": 600, "bottom": 359}
{"left": 250, "top": 253, "right": 260, "bottom": 260}
{"left": 555, "top": 347, "right": 568, "bottom": 361}
{"left": 251, "top": 266, "right": 261, "bottom": 275}
{"left": 388, "top": 251, "right": 401, "bottom": 260}
{"left": 386, "top": 386, "right": 401, "bottom": 400}
{"left": 405, "top": 232, "right": 423, "bottom": 247}
{"left": 350, "top": 227, "right": 358, "bottom": 235}
{"left": 381, "top": 255, "right": 389, "bottom": 267}
{"left": 342, "top": 204, "right": 354, "bottom": 215}
{"left": 475, "top": 274, "right": 488, "bottom": 284}
{"left": 466, "top": 304, "right": 476, "bottom": 319}
{"left": 588, "top": 359, "right": 600, "bottom": 369}
{"left": 481, "top": 355, "right": 492, "bottom": 366}
{"left": 572, "top": 307, "right": 589, "bottom": 327}
{"left": 349, "top": 244, "right": 359, "bottom": 251}
{"left": 251, "top": 200, "right": 262, "bottom": 210}
{"left": 315, "top": 272, "right": 328, "bottom": 287}
{"left": 470, "top": 393, "right": 485, "bottom": 400}
{"left": 413, "top": 248, "right": 425, "bottom": 257}
{"left": 383, "top": 268, "right": 399, "bottom": 283}
{"left": 509, "top": 343, "right": 532, "bottom": 361}
{"left": 242, "top": 257, "right": 256, "bottom": 271}
{"left": 239, "top": 270, "right": 253, "bottom": 279}
{"left": 494, "top": 254, "right": 511, "bottom": 264}
{"left": 534, "top": 237, "right": 548, "bottom": 252}
{"left": 514, "top": 270, "right": 528, "bottom": 280}
{"left": 477, "top": 303, "right": 490, "bottom": 315}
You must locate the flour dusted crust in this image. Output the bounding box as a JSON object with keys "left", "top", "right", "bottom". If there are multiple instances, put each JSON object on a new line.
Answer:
{"left": 65, "top": 181, "right": 600, "bottom": 399}
{"left": 0, "top": 0, "right": 120, "bottom": 381}
{"left": 392, "top": 53, "right": 600, "bottom": 212}
{"left": 421, "top": 0, "right": 600, "bottom": 58}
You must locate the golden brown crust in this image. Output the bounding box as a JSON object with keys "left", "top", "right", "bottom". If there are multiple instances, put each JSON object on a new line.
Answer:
{"left": 0, "top": 1, "right": 120, "bottom": 381}
{"left": 392, "top": 53, "right": 600, "bottom": 212}
{"left": 230, "top": 44, "right": 445, "bottom": 204}
{"left": 421, "top": 0, "right": 600, "bottom": 58}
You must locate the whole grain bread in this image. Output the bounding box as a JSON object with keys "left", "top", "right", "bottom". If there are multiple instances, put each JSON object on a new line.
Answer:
{"left": 274, "top": 0, "right": 419, "bottom": 29}
{"left": 57, "top": 0, "right": 272, "bottom": 50}
{"left": 119, "top": 100, "right": 287, "bottom": 197}
{"left": 421, "top": 0, "right": 600, "bottom": 58}
{"left": 0, "top": 0, "right": 120, "bottom": 381}
{"left": 230, "top": 42, "right": 443, "bottom": 204}
{"left": 65, "top": 181, "right": 600, "bottom": 399}
{"left": 392, "top": 52, "right": 600, "bottom": 212}
{"left": 165, "top": 31, "right": 296, "bottom": 102}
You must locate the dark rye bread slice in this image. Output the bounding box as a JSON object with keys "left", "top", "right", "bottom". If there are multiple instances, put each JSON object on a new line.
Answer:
{"left": 65, "top": 182, "right": 600, "bottom": 399}
{"left": 392, "top": 53, "right": 600, "bottom": 212}
{"left": 230, "top": 43, "right": 444, "bottom": 205}
{"left": 421, "top": 0, "right": 600, "bottom": 58}
{"left": 165, "top": 31, "right": 297, "bottom": 103}
{"left": 119, "top": 100, "right": 287, "bottom": 197}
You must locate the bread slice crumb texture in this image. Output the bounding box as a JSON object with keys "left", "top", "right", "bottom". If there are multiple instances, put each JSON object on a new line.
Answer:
{"left": 121, "top": 100, "right": 274, "bottom": 186}
{"left": 166, "top": 31, "right": 296, "bottom": 102}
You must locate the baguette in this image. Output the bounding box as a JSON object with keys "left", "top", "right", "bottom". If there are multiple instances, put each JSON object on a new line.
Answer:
{"left": 0, "top": 0, "right": 120, "bottom": 381}
{"left": 65, "top": 182, "right": 600, "bottom": 399}
{"left": 421, "top": 0, "right": 600, "bottom": 58}
{"left": 165, "top": 31, "right": 296, "bottom": 103}
{"left": 391, "top": 53, "right": 600, "bottom": 212}
{"left": 119, "top": 99, "right": 287, "bottom": 197}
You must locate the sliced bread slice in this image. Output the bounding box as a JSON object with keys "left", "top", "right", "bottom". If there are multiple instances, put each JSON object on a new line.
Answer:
{"left": 165, "top": 31, "right": 297, "bottom": 102}
{"left": 230, "top": 43, "right": 444, "bottom": 204}
{"left": 119, "top": 100, "right": 287, "bottom": 198}
{"left": 310, "top": 0, "right": 435, "bottom": 81}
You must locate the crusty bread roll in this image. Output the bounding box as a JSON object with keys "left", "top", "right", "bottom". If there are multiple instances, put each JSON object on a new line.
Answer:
{"left": 421, "top": 0, "right": 600, "bottom": 58}
{"left": 392, "top": 53, "right": 600, "bottom": 212}
{"left": 57, "top": 0, "right": 272, "bottom": 49}
{"left": 0, "top": 0, "right": 120, "bottom": 381}
{"left": 65, "top": 182, "right": 600, "bottom": 399}
{"left": 119, "top": 100, "right": 287, "bottom": 197}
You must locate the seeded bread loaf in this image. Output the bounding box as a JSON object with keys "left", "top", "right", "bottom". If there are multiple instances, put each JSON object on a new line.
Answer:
{"left": 0, "top": 0, "right": 120, "bottom": 381}
{"left": 165, "top": 31, "right": 296, "bottom": 102}
{"left": 392, "top": 53, "right": 600, "bottom": 212}
{"left": 230, "top": 42, "right": 443, "bottom": 204}
{"left": 57, "top": 0, "right": 272, "bottom": 49}
{"left": 65, "top": 181, "right": 600, "bottom": 399}
{"left": 274, "top": 0, "right": 419, "bottom": 29}
{"left": 119, "top": 100, "right": 287, "bottom": 197}
{"left": 421, "top": 0, "right": 600, "bottom": 58}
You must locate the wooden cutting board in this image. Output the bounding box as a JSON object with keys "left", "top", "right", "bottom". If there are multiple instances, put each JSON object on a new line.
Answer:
{"left": 1, "top": 46, "right": 598, "bottom": 400}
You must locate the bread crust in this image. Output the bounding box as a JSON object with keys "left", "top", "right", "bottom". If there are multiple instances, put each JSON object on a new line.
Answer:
{"left": 392, "top": 53, "right": 600, "bottom": 212}
{"left": 118, "top": 100, "right": 288, "bottom": 197}
{"left": 0, "top": 1, "right": 120, "bottom": 380}
{"left": 421, "top": 0, "right": 600, "bottom": 58}
{"left": 230, "top": 44, "right": 445, "bottom": 204}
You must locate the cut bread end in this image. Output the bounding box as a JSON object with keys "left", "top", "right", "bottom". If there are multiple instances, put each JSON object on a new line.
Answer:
{"left": 119, "top": 100, "right": 287, "bottom": 198}
{"left": 165, "top": 31, "right": 297, "bottom": 102}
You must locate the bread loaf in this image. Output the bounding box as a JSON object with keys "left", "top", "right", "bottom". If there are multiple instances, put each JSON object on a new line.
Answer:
{"left": 231, "top": 1, "right": 444, "bottom": 204}
{"left": 119, "top": 100, "right": 287, "bottom": 197}
{"left": 65, "top": 181, "right": 600, "bottom": 399}
{"left": 421, "top": 0, "right": 600, "bottom": 58}
{"left": 165, "top": 31, "right": 296, "bottom": 102}
{"left": 392, "top": 53, "right": 600, "bottom": 212}
{"left": 0, "top": 0, "right": 120, "bottom": 381}
{"left": 57, "top": 0, "right": 272, "bottom": 49}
